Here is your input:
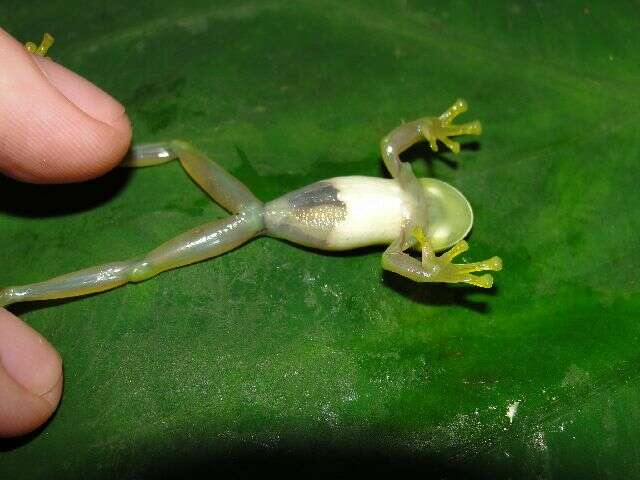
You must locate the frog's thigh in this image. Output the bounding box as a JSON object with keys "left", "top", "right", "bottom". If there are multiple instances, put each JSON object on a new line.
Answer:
{"left": 129, "top": 212, "right": 260, "bottom": 281}
{"left": 124, "top": 141, "right": 261, "bottom": 214}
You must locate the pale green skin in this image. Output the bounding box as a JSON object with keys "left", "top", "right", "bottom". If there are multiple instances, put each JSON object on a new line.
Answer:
{"left": 0, "top": 100, "right": 502, "bottom": 307}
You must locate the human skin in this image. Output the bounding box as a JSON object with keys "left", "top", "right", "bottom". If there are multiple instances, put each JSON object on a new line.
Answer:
{"left": 0, "top": 27, "right": 131, "bottom": 437}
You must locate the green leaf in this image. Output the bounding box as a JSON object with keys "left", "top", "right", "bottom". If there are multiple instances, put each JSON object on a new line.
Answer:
{"left": 1, "top": 1, "right": 639, "bottom": 477}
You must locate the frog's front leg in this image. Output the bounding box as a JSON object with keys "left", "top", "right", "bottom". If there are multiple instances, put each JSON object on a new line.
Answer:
{"left": 379, "top": 99, "right": 482, "bottom": 232}
{"left": 382, "top": 225, "right": 502, "bottom": 288}
{"left": 380, "top": 99, "right": 482, "bottom": 179}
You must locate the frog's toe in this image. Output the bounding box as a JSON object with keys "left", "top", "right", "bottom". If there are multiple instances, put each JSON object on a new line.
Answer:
{"left": 439, "top": 98, "right": 468, "bottom": 125}
{"left": 443, "top": 120, "right": 482, "bottom": 137}
{"left": 437, "top": 243, "right": 502, "bottom": 288}
{"left": 457, "top": 255, "right": 503, "bottom": 274}
{"left": 438, "top": 136, "right": 461, "bottom": 154}
{"left": 462, "top": 273, "right": 494, "bottom": 289}
{"left": 440, "top": 240, "right": 469, "bottom": 262}
{"left": 25, "top": 33, "right": 55, "bottom": 56}
{"left": 423, "top": 132, "right": 440, "bottom": 152}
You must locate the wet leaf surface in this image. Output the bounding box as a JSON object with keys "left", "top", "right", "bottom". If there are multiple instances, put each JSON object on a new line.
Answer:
{"left": 1, "top": 1, "right": 639, "bottom": 478}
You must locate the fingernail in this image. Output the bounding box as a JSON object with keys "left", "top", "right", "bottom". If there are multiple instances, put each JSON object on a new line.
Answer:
{"left": 0, "top": 309, "right": 63, "bottom": 405}
{"left": 32, "top": 55, "right": 127, "bottom": 130}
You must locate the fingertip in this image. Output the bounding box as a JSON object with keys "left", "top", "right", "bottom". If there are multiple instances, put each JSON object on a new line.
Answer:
{"left": 32, "top": 55, "right": 127, "bottom": 132}
{"left": 0, "top": 28, "right": 132, "bottom": 183}
{"left": 40, "top": 369, "right": 63, "bottom": 408}
{"left": 0, "top": 309, "right": 63, "bottom": 438}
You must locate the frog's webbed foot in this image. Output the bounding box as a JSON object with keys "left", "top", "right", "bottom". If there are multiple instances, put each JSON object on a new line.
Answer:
{"left": 382, "top": 225, "right": 502, "bottom": 288}
{"left": 25, "top": 33, "right": 55, "bottom": 57}
{"left": 413, "top": 226, "right": 502, "bottom": 288}
{"left": 419, "top": 98, "right": 482, "bottom": 154}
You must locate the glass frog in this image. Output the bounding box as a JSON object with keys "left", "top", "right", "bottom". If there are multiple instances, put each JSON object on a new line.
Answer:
{"left": 0, "top": 36, "right": 501, "bottom": 307}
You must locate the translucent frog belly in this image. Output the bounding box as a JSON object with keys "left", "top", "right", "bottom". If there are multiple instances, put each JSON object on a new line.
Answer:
{"left": 264, "top": 176, "right": 413, "bottom": 250}
{"left": 327, "top": 176, "right": 413, "bottom": 249}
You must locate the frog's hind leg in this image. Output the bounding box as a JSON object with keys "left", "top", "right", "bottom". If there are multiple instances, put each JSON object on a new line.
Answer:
{"left": 0, "top": 210, "right": 263, "bottom": 307}
{"left": 1, "top": 142, "right": 266, "bottom": 307}
{"left": 122, "top": 141, "right": 262, "bottom": 214}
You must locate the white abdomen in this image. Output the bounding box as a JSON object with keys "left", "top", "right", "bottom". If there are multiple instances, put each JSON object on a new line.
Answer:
{"left": 326, "top": 176, "right": 413, "bottom": 249}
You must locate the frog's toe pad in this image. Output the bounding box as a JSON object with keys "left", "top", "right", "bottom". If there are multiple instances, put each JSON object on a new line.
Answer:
{"left": 464, "top": 273, "right": 494, "bottom": 288}
{"left": 446, "top": 120, "right": 482, "bottom": 137}
{"left": 459, "top": 256, "right": 503, "bottom": 274}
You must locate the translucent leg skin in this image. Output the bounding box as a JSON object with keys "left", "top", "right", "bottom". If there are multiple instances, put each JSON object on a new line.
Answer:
{"left": 381, "top": 225, "right": 502, "bottom": 288}
{"left": 0, "top": 212, "right": 263, "bottom": 307}
{"left": 123, "top": 141, "right": 262, "bottom": 214}
{"left": 0, "top": 142, "right": 265, "bottom": 307}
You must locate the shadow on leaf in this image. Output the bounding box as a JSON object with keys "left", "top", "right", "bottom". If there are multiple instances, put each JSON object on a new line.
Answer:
{"left": 0, "top": 168, "right": 132, "bottom": 218}
{"left": 383, "top": 270, "right": 497, "bottom": 314}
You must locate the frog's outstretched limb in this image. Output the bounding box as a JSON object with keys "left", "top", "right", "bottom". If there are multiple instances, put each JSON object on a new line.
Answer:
{"left": 381, "top": 225, "right": 502, "bottom": 288}
{"left": 0, "top": 144, "right": 264, "bottom": 307}
{"left": 0, "top": 215, "right": 262, "bottom": 307}
{"left": 123, "top": 141, "right": 262, "bottom": 213}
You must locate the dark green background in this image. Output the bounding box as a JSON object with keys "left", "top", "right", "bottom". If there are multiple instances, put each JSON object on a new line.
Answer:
{"left": 1, "top": 1, "right": 639, "bottom": 478}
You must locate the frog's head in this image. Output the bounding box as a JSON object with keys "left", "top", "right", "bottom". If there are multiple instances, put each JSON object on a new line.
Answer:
{"left": 419, "top": 178, "right": 473, "bottom": 251}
